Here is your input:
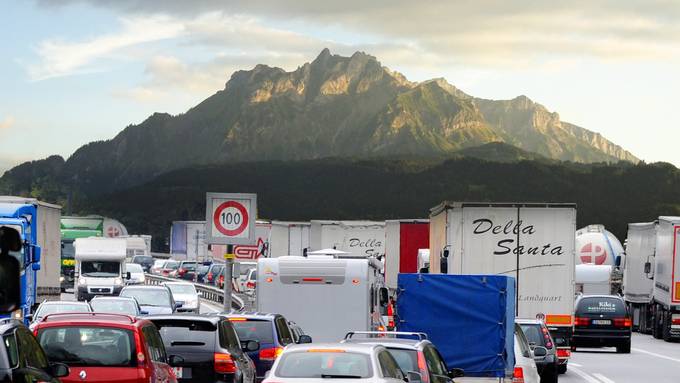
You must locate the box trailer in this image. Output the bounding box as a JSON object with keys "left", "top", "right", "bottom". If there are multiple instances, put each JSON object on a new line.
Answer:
{"left": 310, "top": 220, "right": 385, "bottom": 258}
{"left": 0, "top": 197, "right": 61, "bottom": 299}
{"left": 623, "top": 222, "right": 656, "bottom": 333}
{"left": 651, "top": 217, "right": 680, "bottom": 341}
{"left": 170, "top": 221, "right": 208, "bottom": 261}
{"left": 384, "top": 219, "right": 429, "bottom": 289}
{"left": 269, "top": 221, "right": 310, "bottom": 257}
{"left": 429, "top": 202, "right": 576, "bottom": 373}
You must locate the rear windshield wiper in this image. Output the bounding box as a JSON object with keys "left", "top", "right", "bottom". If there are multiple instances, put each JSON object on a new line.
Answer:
{"left": 321, "top": 374, "right": 362, "bottom": 379}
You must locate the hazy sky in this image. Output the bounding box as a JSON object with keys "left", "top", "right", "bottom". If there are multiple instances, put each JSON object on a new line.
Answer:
{"left": 2, "top": 0, "right": 679, "bottom": 172}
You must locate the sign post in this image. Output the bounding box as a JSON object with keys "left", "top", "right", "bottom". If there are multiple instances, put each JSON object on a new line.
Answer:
{"left": 205, "top": 193, "right": 257, "bottom": 312}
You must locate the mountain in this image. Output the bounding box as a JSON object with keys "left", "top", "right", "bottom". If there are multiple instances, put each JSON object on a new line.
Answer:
{"left": 1, "top": 49, "right": 638, "bottom": 197}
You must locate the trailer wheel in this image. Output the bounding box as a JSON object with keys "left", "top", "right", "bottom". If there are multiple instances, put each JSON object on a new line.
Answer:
{"left": 662, "top": 310, "right": 672, "bottom": 342}
{"left": 652, "top": 306, "right": 663, "bottom": 339}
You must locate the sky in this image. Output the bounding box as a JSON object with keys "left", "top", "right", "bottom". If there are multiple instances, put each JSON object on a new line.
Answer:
{"left": 2, "top": 0, "right": 679, "bottom": 172}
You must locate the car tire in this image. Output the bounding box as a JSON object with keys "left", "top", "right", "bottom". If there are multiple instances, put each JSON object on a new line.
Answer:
{"left": 616, "top": 340, "right": 631, "bottom": 354}
{"left": 541, "top": 368, "right": 559, "bottom": 383}
{"left": 557, "top": 364, "right": 567, "bottom": 374}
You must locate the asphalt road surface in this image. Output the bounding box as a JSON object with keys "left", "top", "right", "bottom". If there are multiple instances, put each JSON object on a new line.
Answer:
{"left": 562, "top": 333, "right": 679, "bottom": 383}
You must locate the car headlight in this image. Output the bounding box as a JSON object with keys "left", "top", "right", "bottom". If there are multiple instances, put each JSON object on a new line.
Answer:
{"left": 78, "top": 278, "right": 87, "bottom": 285}
{"left": 60, "top": 276, "right": 65, "bottom": 282}
{"left": 114, "top": 277, "right": 123, "bottom": 285}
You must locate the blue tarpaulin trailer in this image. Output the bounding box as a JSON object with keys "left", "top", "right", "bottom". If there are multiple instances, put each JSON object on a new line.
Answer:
{"left": 396, "top": 274, "right": 515, "bottom": 378}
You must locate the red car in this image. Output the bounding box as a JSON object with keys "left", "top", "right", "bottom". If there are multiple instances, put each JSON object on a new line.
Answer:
{"left": 33, "top": 312, "right": 183, "bottom": 383}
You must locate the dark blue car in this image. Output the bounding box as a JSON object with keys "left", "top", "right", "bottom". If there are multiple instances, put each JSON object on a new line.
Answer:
{"left": 221, "top": 312, "right": 311, "bottom": 381}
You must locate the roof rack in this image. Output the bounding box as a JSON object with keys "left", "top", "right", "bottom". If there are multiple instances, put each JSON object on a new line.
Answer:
{"left": 344, "top": 331, "right": 428, "bottom": 341}
{"left": 42, "top": 312, "right": 136, "bottom": 323}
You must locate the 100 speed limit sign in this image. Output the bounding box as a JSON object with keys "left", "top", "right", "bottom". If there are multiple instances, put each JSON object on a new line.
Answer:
{"left": 206, "top": 193, "right": 257, "bottom": 245}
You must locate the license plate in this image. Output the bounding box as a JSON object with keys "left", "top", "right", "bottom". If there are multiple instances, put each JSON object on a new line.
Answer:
{"left": 592, "top": 320, "right": 611, "bottom": 325}
{"left": 172, "top": 367, "right": 183, "bottom": 378}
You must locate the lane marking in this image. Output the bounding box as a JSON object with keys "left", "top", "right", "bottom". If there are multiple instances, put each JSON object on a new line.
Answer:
{"left": 593, "top": 373, "right": 616, "bottom": 383}
{"left": 632, "top": 348, "right": 680, "bottom": 364}
{"left": 570, "top": 362, "right": 583, "bottom": 367}
{"left": 570, "top": 366, "right": 604, "bottom": 383}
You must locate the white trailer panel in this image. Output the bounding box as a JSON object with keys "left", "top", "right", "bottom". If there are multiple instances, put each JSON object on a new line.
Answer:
{"left": 270, "top": 221, "right": 310, "bottom": 257}
{"left": 654, "top": 217, "right": 680, "bottom": 308}
{"left": 624, "top": 222, "right": 656, "bottom": 304}
{"left": 310, "top": 220, "right": 385, "bottom": 257}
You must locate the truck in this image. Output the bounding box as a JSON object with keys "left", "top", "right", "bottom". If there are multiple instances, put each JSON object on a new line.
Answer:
{"left": 0, "top": 197, "right": 61, "bottom": 324}
{"left": 256, "top": 252, "right": 388, "bottom": 342}
{"left": 170, "top": 221, "right": 209, "bottom": 261}
{"left": 622, "top": 222, "right": 656, "bottom": 333}
{"left": 384, "top": 219, "right": 429, "bottom": 289}
{"left": 650, "top": 216, "right": 680, "bottom": 341}
{"left": 310, "top": 220, "right": 385, "bottom": 258}
{"left": 74, "top": 237, "right": 128, "bottom": 301}
{"left": 575, "top": 224, "right": 625, "bottom": 266}
{"left": 576, "top": 264, "right": 621, "bottom": 295}
{"left": 429, "top": 202, "right": 576, "bottom": 373}
{"left": 396, "top": 273, "right": 515, "bottom": 380}
{"left": 269, "top": 221, "right": 310, "bottom": 257}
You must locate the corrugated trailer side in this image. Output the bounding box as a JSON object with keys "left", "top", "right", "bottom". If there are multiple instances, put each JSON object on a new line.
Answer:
{"left": 652, "top": 217, "right": 680, "bottom": 341}
{"left": 37, "top": 202, "right": 62, "bottom": 298}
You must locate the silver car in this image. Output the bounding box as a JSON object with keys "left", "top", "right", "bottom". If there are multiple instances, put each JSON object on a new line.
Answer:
{"left": 263, "top": 343, "right": 421, "bottom": 383}
{"left": 163, "top": 281, "right": 200, "bottom": 313}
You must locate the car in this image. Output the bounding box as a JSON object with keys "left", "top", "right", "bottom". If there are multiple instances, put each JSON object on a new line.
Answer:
{"left": 0, "top": 319, "right": 70, "bottom": 382}
{"left": 341, "top": 331, "right": 464, "bottom": 383}
{"left": 573, "top": 295, "right": 632, "bottom": 353}
{"left": 131, "top": 255, "right": 154, "bottom": 273}
{"left": 125, "top": 263, "right": 146, "bottom": 285}
{"left": 241, "top": 268, "right": 256, "bottom": 295}
{"left": 176, "top": 261, "right": 198, "bottom": 281}
{"left": 33, "top": 312, "right": 182, "bottom": 383}
{"left": 29, "top": 301, "right": 92, "bottom": 328}
{"left": 237, "top": 262, "right": 257, "bottom": 291}
{"left": 205, "top": 264, "right": 224, "bottom": 286}
{"left": 148, "top": 315, "right": 259, "bottom": 383}
{"left": 516, "top": 319, "right": 559, "bottom": 383}
{"left": 163, "top": 282, "right": 201, "bottom": 313}
{"left": 514, "top": 324, "right": 542, "bottom": 383}
{"left": 223, "top": 312, "right": 311, "bottom": 382}
{"left": 196, "top": 264, "right": 210, "bottom": 283}
{"left": 90, "top": 296, "right": 146, "bottom": 316}
{"left": 287, "top": 321, "right": 307, "bottom": 344}
{"left": 161, "top": 261, "right": 180, "bottom": 277}
{"left": 262, "top": 343, "right": 415, "bottom": 383}
{"left": 119, "top": 285, "right": 179, "bottom": 314}
{"left": 151, "top": 259, "right": 168, "bottom": 275}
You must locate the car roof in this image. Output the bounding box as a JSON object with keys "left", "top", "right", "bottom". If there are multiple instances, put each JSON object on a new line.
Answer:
{"left": 146, "top": 314, "right": 222, "bottom": 324}
{"left": 223, "top": 312, "right": 278, "bottom": 320}
{"left": 35, "top": 312, "right": 147, "bottom": 328}
{"left": 40, "top": 300, "right": 89, "bottom": 306}
{"left": 0, "top": 319, "right": 22, "bottom": 335}
{"left": 284, "top": 343, "right": 382, "bottom": 354}
{"left": 343, "top": 338, "right": 425, "bottom": 350}
{"left": 91, "top": 296, "right": 137, "bottom": 301}
{"left": 122, "top": 285, "right": 168, "bottom": 291}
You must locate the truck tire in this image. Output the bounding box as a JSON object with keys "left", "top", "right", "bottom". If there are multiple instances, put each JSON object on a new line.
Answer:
{"left": 557, "top": 364, "right": 567, "bottom": 374}
{"left": 663, "top": 310, "right": 672, "bottom": 342}
{"left": 653, "top": 306, "right": 663, "bottom": 339}
{"left": 617, "top": 340, "right": 631, "bottom": 353}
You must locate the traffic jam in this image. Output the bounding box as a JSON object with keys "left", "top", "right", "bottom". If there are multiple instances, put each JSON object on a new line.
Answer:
{"left": 1, "top": 195, "right": 679, "bottom": 383}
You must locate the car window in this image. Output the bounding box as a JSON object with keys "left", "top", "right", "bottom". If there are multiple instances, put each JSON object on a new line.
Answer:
{"left": 90, "top": 299, "right": 139, "bottom": 316}
{"left": 16, "top": 327, "right": 49, "bottom": 369}
{"left": 378, "top": 350, "right": 404, "bottom": 379}
{"left": 386, "top": 348, "right": 418, "bottom": 374}
{"left": 126, "top": 263, "right": 144, "bottom": 273}
{"left": 519, "top": 324, "right": 545, "bottom": 347}
{"left": 576, "top": 297, "right": 626, "bottom": 316}
{"left": 180, "top": 262, "right": 197, "bottom": 270}
{"left": 219, "top": 321, "right": 243, "bottom": 355}
{"left": 3, "top": 333, "right": 19, "bottom": 368}
{"left": 514, "top": 325, "right": 532, "bottom": 358}
{"left": 133, "top": 256, "right": 153, "bottom": 264}
{"left": 154, "top": 320, "right": 216, "bottom": 352}
{"left": 275, "top": 316, "right": 294, "bottom": 345}
{"left": 36, "top": 303, "right": 90, "bottom": 318}
{"left": 423, "top": 345, "right": 449, "bottom": 382}
{"left": 142, "top": 325, "right": 167, "bottom": 363}
{"left": 121, "top": 288, "right": 171, "bottom": 307}
{"left": 38, "top": 326, "right": 135, "bottom": 367}
{"left": 166, "top": 284, "right": 197, "bottom": 295}
{"left": 276, "top": 351, "right": 373, "bottom": 378}
{"left": 232, "top": 320, "right": 274, "bottom": 344}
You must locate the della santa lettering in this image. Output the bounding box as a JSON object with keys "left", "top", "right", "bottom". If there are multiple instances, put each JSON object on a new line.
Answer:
{"left": 472, "top": 218, "right": 564, "bottom": 256}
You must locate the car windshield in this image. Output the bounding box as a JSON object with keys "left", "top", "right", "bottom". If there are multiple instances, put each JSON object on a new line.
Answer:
{"left": 519, "top": 324, "right": 548, "bottom": 347}
{"left": 120, "top": 288, "right": 171, "bottom": 307}
{"left": 126, "top": 264, "right": 143, "bottom": 273}
{"left": 386, "top": 348, "right": 417, "bottom": 374}
{"left": 231, "top": 320, "right": 275, "bottom": 344}
{"left": 37, "top": 304, "right": 90, "bottom": 318}
{"left": 166, "top": 284, "right": 196, "bottom": 295}
{"left": 38, "top": 327, "right": 136, "bottom": 367}
{"left": 275, "top": 351, "right": 373, "bottom": 378}
{"left": 152, "top": 320, "right": 216, "bottom": 350}
{"left": 133, "top": 256, "right": 153, "bottom": 264}
{"left": 81, "top": 261, "right": 120, "bottom": 277}
{"left": 577, "top": 297, "right": 626, "bottom": 316}
{"left": 90, "top": 299, "right": 138, "bottom": 315}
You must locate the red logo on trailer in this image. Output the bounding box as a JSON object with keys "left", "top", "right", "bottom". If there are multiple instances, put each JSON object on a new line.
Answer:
{"left": 579, "top": 243, "right": 607, "bottom": 265}
{"left": 213, "top": 201, "right": 249, "bottom": 236}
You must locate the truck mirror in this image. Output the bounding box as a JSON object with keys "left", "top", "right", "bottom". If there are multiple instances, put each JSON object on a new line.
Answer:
{"left": 644, "top": 262, "right": 652, "bottom": 274}
{"left": 32, "top": 246, "right": 42, "bottom": 270}
{"left": 440, "top": 257, "right": 448, "bottom": 274}
{"left": 442, "top": 249, "right": 449, "bottom": 258}
{"left": 126, "top": 271, "right": 132, "bottom": 280}
{"left": 379, "top": 287, "right": 389, "bottom": 306}
{"left": 0, "top": 226, "right": 22, "bottom": 313}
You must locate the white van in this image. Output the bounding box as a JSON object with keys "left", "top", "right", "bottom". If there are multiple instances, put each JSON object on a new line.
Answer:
{"left": 75, "top": 237, "right": 128, "bottom": 301}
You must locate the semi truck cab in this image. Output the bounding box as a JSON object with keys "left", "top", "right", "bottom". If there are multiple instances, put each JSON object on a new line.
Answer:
{"left": 74, "top": 237, "right": 128, "bottom": 301}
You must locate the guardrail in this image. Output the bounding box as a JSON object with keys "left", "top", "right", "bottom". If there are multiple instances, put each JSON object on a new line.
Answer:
{"left": 144, "top": 274, "right": 244, "bottom": 311}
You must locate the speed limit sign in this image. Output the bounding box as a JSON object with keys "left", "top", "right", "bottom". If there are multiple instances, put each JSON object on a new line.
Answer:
{"left": 206, "top": 193, "right": 257, "bottom": 245}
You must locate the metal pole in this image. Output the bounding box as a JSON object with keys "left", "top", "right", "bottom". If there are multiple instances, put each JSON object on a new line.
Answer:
{"left": 223, "top": 244, "right": 234, "bottom": 312}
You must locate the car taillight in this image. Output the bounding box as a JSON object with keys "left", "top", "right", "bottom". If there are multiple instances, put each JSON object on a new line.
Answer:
{"left": 556, "top": 348, "right": 571, "bottom": 359}
{"left": 207, "top": 273, "right": 213, "bottom": 282}
{"left": 513, "top": 367, "right": 524, "bottom": 383}
{"left": 214, "top": 352, "right": 237, "bottom": 374}
{"left": 178, "top": 269, "right": 186, "bottom": 276}
{"left": 613, "top": 318, "right": 632, "bottom": 328}
{"left": 574, "top": 317, "right": 590, "bottom": 326}
{"left": 416, "top": 352, "right": 430, "bottom": 383}
{"left": 259, "top": 347, "right": 284, "bottom": 361}
{"left": 246, "top": 281, "right": 256, "bottom": 289}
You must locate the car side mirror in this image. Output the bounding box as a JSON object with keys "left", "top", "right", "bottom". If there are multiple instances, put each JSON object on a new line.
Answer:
{"left": 242, "top": 340, "right": 260, "bottom": 352}
{"left": 139, "top": 310, "right": 149, "bottom": 315}
{"left": 169, "top": 355, "right": 184, "bottom": 367}
{"left": 533, "top": 346, "right": 548, "bottom": 357}
{"left": 406, "top": 371, "right": 422, "bottom": 382}
{"left": 297, "top": 335, "right": 313, "bottom": 344}
{"left": 175, "top": 302, "right": 183, "bottom": 308}
{"left": 49, "top": 362, "right": 70, "bottom": 378}
{"left": 644, "top": 262, "right": 652, "bottom": 274}
{"left": 126, "top": 272, "right": 132, "bottom": 280}
{"left": 448, "top": 368, "right": 465, "bottom": 378}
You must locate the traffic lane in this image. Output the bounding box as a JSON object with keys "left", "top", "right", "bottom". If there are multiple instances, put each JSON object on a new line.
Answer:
{"left": 561, "top": 333, "right": 680, "bottom": 383}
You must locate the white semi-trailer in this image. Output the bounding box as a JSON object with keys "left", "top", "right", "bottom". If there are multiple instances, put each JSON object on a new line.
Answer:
{"left": 651, "top": 217, "right": 680, "bottom": 341}
{"left": 429, "top": 202, "right": 576, "bottom": 374}
{"left": 623, "top": 222, "right": 656, "bottom": 333}
{"left": 269, "top": 221, "right": 310, "bottom": 257}
{"left": 309, "top": 220, "right": 385, "bottom": 258}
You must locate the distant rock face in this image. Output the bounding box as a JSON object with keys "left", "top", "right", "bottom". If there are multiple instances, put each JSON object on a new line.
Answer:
{"left": 1, "top": 49, "right": 638, "bottom": 194}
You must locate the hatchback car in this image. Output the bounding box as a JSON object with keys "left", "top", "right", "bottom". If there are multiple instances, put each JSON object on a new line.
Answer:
{"left": 573, "top": 295, "right": 632, "bottom": 353}
{"left": 151, "top": 260, "right": 167, "bottom": 275}
{"left": 205, "top": 264, "right": 224, "bottom": 286}
{"left": 514, "top": 324, "right": 541, "bottom": 383}
{"left": 161, "top": 261, "right": 180, "bottom": 277}
{"left": 176, "top": 261, "right": 198, "bottom": 281}
{"left": 0, "top": 319, "right": 70, "bottom": 382}
{"left": 342, "top": 331, "right": 464, "bottom": 383}
{"left": 125, "top": 263, "right": 146, "bottom": 285}
{"left": 33, "top": 312, "right": 182, "bottom": 383}
{"left": 196, "top": 264, "right": 210, "bottom": 283}
{"left": 223, "top": 312, "right": 311, "bottom": 381}
{"left": 163, "top": 282, "right": 200, "bottom": 313}
{"left": 30, "top": 301, "right": 92, "bottom": 328}
{"left": 120, "top": 285, "right": 179, "bottom": 315}
{"left": 263, "top": 343, "right": 414, "bottom": 383}
{"left": 131, "top": 255, "right": 154, "bottom": 273}
{"left": 148, "top": 315, "right": 258, "bottom": 383}
{"left": 516, "top": 319, "right": 559, "bottom": 383}
{"left": 90, "top": 296, "right": 146, "bottom": 316}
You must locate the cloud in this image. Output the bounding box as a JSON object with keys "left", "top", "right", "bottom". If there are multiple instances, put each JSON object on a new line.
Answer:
{"left": 28, "top": 15, "right": 184, "bottom": 80}
{"left": 0, "top": 116, "right": 15, "bottom": 130}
